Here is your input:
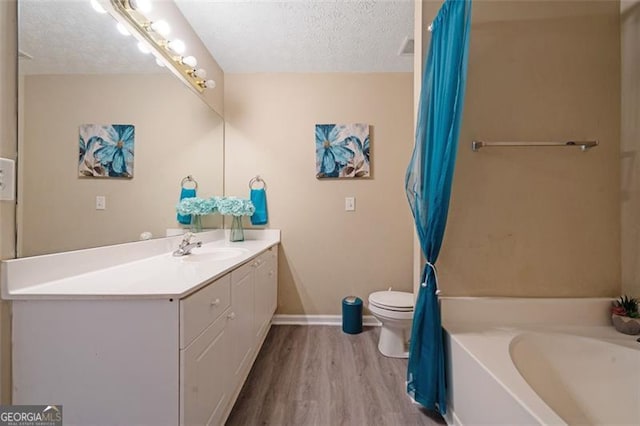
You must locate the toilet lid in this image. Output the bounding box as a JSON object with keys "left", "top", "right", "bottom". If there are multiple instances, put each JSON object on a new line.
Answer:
{"left": 369, "top": 291, "right": 414, "bottom": 310}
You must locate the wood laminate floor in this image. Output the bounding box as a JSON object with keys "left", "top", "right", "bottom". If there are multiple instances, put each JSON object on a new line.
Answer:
{"left": 226, "top": 325, "right": 445, "bottom": 426}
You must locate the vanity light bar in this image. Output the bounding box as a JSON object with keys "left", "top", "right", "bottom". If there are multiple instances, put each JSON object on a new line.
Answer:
{"left": 109, "top": 0, "right": 212, "bottom": 94}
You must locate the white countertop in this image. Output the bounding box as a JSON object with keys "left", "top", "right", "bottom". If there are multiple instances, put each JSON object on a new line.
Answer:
{"left": 1, "top": 230, "right": 280, "bottom": 299}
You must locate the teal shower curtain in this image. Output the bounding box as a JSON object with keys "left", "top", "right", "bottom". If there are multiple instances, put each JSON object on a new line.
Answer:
{"left": 405, "top": 0, "right": 472, "bottom": 415}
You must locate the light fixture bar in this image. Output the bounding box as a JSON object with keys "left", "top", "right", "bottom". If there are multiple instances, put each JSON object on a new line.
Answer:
{"left": 109, "top": 0, "right": 206, "bottom": 93}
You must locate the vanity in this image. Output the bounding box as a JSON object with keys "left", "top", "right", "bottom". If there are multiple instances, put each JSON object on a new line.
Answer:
{"left": 1, "top": 230, "right": 279, "bottom": 426}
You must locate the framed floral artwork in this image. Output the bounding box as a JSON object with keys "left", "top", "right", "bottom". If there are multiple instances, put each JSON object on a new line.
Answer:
{"left": 315, "top": 123, "right": 370, "bottom": 179}
{"left": 79, "top": 124, "right": 135, "bottom": 178}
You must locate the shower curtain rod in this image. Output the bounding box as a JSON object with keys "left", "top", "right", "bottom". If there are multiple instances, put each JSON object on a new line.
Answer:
{"left": 471, "top": 140, "right": 598, "bottom": 152}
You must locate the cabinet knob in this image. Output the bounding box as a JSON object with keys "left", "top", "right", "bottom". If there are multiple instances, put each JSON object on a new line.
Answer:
{"left": 210, "top": 298, "right": 220, "bottom": 306}
{"left": 227, "top": 312, "right": 236, "bottom": 320}
{"left": 269, "top": 271, "right": 274, "bottom": 277}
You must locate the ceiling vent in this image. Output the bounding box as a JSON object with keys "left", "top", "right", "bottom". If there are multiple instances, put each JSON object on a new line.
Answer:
{"left": 398, "top": 37, "right": 414, "bottom": 56}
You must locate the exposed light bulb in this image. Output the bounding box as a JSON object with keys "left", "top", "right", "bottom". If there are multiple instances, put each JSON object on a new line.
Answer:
{"left": 150, "top": 20, "right": 170, "bottom": 36}
{"left": 182, "top": 56, "right": 197, "bottom": 68}
{"left": 203, "top": 80, "right": 216, "bottom": 89}
{"left": 193, "top": 68, "right": 207, "bottom": 79}
{"left": 130, "top": 0, "right": 152, "bottom": 14}
{"left": 90, "top": 0, "right": 107, "bottom": 14}
{"left": 167, "top": 39, "right": 186, "bottom": 54}
{"left": 116, "top": 23, "right": 130, "bottom": 36}
{"left": 155, "top": 58, "right": 165, "bottom": 67}
{"left": 137, "top": 41, "right": 151, "bottom": 54}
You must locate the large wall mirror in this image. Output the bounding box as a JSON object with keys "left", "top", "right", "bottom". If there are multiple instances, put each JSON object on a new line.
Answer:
{"left": 621, "top": 0, "right": 640, "bottom": 297}
{"left": 17, "top": 0, "right": 224, "bottom": 257}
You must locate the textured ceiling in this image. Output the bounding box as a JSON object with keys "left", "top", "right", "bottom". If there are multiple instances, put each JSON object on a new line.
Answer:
{"left": 20, "top": 0, "right": 163, "bottom": 75}
{"left": 19, "top": 0, "right": 414, "bottom": 75}
{"left": 175, "top": 0, "right": 414, "bottom": 73}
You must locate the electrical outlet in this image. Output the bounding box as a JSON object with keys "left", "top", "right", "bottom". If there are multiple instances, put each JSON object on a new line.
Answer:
{"left": 96, "top": 196, "right": 106, "bottom": 210}
{"left": 345, "top": 197, "right": 355, "bottom": 211}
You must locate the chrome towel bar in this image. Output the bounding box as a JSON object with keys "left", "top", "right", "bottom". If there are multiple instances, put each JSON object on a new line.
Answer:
{"left": 471, "top": 140, "right": 598, "bottom": 152}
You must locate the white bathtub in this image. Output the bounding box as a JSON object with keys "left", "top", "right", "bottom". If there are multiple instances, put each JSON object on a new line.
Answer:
{"left": 511, "top": 332, "right": 640, "bottom": 425}
{"left": 441, "top": 298, "right": 640, "bottom": 426}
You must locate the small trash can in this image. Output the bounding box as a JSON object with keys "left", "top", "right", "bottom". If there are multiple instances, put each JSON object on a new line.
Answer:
{"left": 342, "top": 296, "right": 363, "bottom": 334}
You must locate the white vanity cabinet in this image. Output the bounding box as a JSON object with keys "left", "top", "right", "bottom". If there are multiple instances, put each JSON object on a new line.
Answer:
{"left": 180, "top": 246, "right": 277, "bottom": 425}
{"left": 11, "top": 242, "right": 279, "bottom": 426}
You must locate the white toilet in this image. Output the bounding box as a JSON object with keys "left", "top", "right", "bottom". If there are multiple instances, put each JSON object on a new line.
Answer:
{"left": 368, "top": 290, "right": 414, "bottom": 358}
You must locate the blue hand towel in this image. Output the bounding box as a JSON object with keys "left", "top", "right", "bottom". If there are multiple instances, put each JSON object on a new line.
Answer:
{"left": 250, "top": 188, "right": 268, "bottom": 225}
{"left": 177, "top": 187, "right": 196, "bottom": 225}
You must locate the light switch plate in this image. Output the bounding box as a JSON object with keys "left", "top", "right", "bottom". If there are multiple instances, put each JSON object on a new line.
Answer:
{"left": 0, "top": 158, "right": 16, "bottom": 201}
{"left": 345, "top": 197, "right": 355, "bottom": 211}
{"left": 96, "top": 196, "right": 106, "bottom": 210}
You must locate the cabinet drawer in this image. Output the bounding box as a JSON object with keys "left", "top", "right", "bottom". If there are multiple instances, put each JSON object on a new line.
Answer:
{"left": 263, "top": 246, "right": 277, "bottom": 265}
{"left": 251, "top": 249, "right": 273, "bottom": 270}
{"left": 230, "top": 259, "right": 254, "bottom": 284}
{"left": 180, "top": 274, "right": 231, "bottom": 349}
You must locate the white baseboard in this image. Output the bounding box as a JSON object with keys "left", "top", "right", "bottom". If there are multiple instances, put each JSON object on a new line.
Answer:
{"left": 444, "top": 408, "right": 462, "bottom": 426}
{"left": 272, "top": 314, "right": 380, "bottom": 326}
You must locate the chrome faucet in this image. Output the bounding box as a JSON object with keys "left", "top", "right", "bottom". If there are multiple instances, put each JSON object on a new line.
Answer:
{"left": 173, "top": 232, "right": 202, "bottom": 257}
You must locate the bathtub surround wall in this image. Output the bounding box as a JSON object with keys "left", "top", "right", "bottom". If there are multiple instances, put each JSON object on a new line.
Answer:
{"left": 224, "top": 73, "right": 414, "bottom": 315}
{"left": 0, "top": 0, "right": 16, "bottom": 403}
{"left": 420, "top": 0, "right": 621, "bottom": 297}
{"left": 621, "top": 0, "right": 640, "bottom": 297}
{"left": 20, "top": 74, "right": 224, "bottom": 256}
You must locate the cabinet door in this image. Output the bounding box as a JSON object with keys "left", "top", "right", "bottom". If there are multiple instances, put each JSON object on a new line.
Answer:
{"left": 254, "top": 248, "right": 278, "bottom": 340}
{"left": 254, "top": 255, "right": 271, "bottom": 340}
{"left": 229, "top": 261, "right": 255, "bottom": 390}
{"left": 181, "top": 310, "right": 232, "bottom": 426}
{"left": 267, "top": 247, "right": 278, "bottom": 316}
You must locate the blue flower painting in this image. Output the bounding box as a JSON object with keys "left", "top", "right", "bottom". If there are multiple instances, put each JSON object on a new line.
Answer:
{"left": 315, "top": 123, "right": 370, "bottom": 178}
{"left": 79, "top": 124, "right": 135, "bottom": 178}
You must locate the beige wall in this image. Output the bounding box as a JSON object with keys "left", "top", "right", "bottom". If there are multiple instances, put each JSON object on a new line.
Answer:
{"left": 225, "top": 73, "right": 414, "bottom": 315}
{"left": 20, "top": 74, "right": 224, "bottom": 256}
{"left": 420, "top": 1, "right": 621, "bottom": 297}
{"left": 0, "top": 0, "right": 16, "bottom": 403}
{"left": 621, "top": 0, "right": 640, "bottom": 297}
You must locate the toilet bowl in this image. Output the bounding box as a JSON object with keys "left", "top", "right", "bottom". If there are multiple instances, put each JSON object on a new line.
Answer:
{"left": 368, "top": 290, "right": 414, "bottom": 358}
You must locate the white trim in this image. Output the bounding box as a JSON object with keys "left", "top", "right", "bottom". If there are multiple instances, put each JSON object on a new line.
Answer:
{"left": 443, "top": 408, "right": 462, "bottom": 426}
{"left": 272, "top": 314, "right": 380, "bottom": 326}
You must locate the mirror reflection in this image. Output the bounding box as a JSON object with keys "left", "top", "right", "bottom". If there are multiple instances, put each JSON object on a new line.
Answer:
{"left": 17, "top": 0, "right": 224, "bottom": 257}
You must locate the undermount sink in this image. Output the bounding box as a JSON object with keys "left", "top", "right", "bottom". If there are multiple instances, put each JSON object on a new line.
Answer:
{"left": 179, "top": 247, "right": 250, "bottom": 262}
